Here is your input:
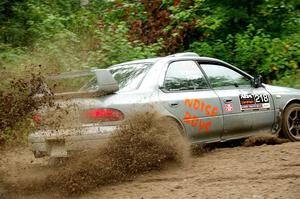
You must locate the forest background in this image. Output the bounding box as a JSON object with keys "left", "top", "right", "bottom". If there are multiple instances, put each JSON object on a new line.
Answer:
{"left": 1, "top": 0, "right": 299, "bottom": 86}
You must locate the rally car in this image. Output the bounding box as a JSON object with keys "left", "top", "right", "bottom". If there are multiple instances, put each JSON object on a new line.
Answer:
{"left": 28, "top": 52, "right": 300, "bottom": 158}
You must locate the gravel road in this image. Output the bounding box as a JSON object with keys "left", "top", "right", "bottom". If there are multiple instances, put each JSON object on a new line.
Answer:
{"left": 1, "top": 141, "right": 299, "bottom": 199}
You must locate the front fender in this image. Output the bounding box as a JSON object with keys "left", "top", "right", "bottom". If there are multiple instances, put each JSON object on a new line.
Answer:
{"left": 264, "top": 84, "right": 300, "bottom": 110}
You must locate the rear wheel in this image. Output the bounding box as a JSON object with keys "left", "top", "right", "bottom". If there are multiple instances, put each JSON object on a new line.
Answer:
{"left": 282, "top": 103, "right": 300, "bottom": 141}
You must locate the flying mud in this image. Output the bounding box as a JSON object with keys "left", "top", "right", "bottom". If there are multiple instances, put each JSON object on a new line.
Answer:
{"left": 3, "top": 112, "right": 189, "bottom": 197}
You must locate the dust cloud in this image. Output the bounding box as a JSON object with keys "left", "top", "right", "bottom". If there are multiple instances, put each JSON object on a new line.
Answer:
{"left": 14, "top": 112, "right": 189, "bottom": 197}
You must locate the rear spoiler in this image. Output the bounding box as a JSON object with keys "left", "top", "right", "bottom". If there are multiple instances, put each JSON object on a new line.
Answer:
{"left": 46, "top": 70, "right": 93, "bottom": 80}
{"left": 53, "top": 90, "right": 105, "bottom": 100}
{"left": 35, "top": 69, "right": 119, "bottom": 100}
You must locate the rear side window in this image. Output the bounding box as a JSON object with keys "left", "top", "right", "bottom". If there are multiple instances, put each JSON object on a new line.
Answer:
{"left": 164, "top": 61, "right": 209, "bottom": 91}
{"left": 80, "top": 63, "right": 153, "bottom": 92}
{"left": 110, "top": 63, "right": 152, "bottom": 91}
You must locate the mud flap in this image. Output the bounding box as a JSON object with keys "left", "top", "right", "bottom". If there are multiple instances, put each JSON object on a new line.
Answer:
{"left": 46, "top": 138, "right": 68, "bottom": 158}
{"left": 272, "top": 109, "right": 283, "bottom": 134}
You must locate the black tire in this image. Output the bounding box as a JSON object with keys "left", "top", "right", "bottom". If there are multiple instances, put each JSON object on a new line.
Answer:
{"left": 282, "top": 103, "right": 300, "bottom": 141}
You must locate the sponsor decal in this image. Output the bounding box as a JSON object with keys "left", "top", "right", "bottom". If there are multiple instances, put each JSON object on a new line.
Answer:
{"left": 225, "top": 102, "right": 233, "bottom": 112}
{"left": 239, "top": 93, "right": 270, "bottom": 110}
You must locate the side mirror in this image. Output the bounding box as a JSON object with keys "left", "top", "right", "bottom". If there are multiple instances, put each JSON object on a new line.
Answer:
{"left": 158, "top": 85, "right": 165, "bottom": 90}
{"left": 251, "top": 75, "right": 263, "bottom": 88}
{"left": 94, "top": 69, "right": 119, "bottom": 94}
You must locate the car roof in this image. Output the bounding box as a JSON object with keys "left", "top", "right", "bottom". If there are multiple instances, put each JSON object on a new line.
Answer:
{"left": 110, "top": 58, "right": 161, "bottom": 68}
{"left": 106, "top": 52, "right": 252, "bottom": 80}
{"left": 110, "top": 52, "right": 226, "bottom": 68}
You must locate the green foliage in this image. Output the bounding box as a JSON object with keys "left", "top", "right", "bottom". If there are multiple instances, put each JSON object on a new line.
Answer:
{"left": 0, "top": 0, "right": 80, "bottom": 46}
{"left": 190, "top": 25, "right": 300, "bottom": 82}
{"left": 88, "top": 22, "right": 161, "bottom": 68}
{"left": 234, "top": 27, "right": 300, "bottom": 80}
{"left": 0, "top": 43, "right": 26, "bottom": 69}
{"left": 0, "top": 0, "right": 299, "bottom": 82}
{"left": 272, "top": 70, "right": 300, "bottom": 89}
{"left": 0, "top": 3, "right": 160, "bottom": 74}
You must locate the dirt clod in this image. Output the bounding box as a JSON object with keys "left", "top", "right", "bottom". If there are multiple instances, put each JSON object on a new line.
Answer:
{"left": 243, "top": 134, "right": 288, "bottom": 147}
{"left": 0, "top": 68, "right": 53, "bottom": 147}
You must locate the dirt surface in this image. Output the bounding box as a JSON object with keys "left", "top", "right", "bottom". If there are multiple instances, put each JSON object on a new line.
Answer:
{"left": 1, "top": 141, "right": 300, "bottom": 199}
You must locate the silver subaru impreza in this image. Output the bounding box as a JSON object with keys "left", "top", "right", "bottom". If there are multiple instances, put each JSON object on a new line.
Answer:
{"left": 29, "top": 52, "right": 300, "bottom": 158}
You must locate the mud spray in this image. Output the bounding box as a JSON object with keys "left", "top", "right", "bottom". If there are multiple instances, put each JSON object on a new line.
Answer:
{"left": 0, "top": 67, "right": 53, "bottom": 147}
{"left": 8, "top": 112, "right": 189, "bottom": 197}
{"left": 243, "top": 133, "right": 288, "bottom": 147}
{"left": 191, "top": 133, "right": 289, "bottom": 156}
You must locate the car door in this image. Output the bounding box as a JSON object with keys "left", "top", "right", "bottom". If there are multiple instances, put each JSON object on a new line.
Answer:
{"left": 158, "top": 60, "right": 223, "bottom": 143}
{"left": 199, "top": 63, "right": 275, "bottom": 140}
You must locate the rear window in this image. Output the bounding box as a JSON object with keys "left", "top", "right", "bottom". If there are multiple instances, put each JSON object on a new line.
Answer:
{"left": 80, "top": 63, "right": 153, "bottom": 92}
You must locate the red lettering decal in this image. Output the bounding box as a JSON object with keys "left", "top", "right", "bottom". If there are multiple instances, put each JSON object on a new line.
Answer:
{"left": 183, "top": 99, "right": 216, "bottom": 134}
{"left": 184, "top": 99, "right": 193, "bottom": 108}
{"left": 198, "top": 120, "right": 212, "bottom": 134}
{"left": 204, "top": 121, "right": 212, "bottom": 134}
{"left": 198, "top": 119, "right": 203, "bottom": 133}
{"left": 193, "top": 99, "right": 200, "bottom": 110}
{"left": 205, "top": 104, "right": 212, "bottom": 116}
{"left": 184, "top": 111, "right": 191, "bottom": 124}
{"left": 191, "top": 116, "right": 198, "bottom": 127}
{"left": 211, "top": 106, "right": 219, "bottom": 118}
{"left": 201, "top": 102, "right": 205, "bottom": 112}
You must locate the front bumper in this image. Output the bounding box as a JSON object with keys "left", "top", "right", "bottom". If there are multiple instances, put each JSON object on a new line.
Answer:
{"left": 28, "top": 124, "right": 117, "bottom": 158}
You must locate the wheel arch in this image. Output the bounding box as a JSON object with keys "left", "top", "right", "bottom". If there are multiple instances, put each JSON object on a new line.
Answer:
{"left": 161, "top": 115, "right": 187, "bottom": 137}
{"left": 273, "top": 99, "right": 300, "bottom": 137}
{"left": 280, "top": 100, "right": 300, "bottom": 141}
{"left": 283, "top": 99, "right": 300, "bottom": 111}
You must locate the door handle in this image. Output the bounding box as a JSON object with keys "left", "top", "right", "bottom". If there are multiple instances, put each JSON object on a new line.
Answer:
{"left": 223, "top": 99, "right": 233, "bottom": 103}
{"left": 169, "top": 101, "right": 179, "bottom": 107}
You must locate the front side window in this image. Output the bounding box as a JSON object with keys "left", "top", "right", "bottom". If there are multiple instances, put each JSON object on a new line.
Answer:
{"left": 200, "top": 64, "right": 251, "bottom": 89}
{"left": 164, "top": 61, "right": 208, "bottom": 91}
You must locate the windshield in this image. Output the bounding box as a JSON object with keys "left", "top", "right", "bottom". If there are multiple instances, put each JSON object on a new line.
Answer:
{"left": 80, "top": 63, "right": 153, "bottom": 92}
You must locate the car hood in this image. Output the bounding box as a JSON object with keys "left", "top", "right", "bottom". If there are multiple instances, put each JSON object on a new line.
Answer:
{"left": 263, "top": 84, "right": 300, "bottom": 95}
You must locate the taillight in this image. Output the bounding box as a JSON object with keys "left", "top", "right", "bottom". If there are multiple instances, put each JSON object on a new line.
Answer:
{"left": 81, "top": 108, "right": 124, "bottom": 123}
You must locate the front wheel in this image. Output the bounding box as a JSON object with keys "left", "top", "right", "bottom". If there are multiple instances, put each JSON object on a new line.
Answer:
{"left": 282, "top": 103, "right": 300, "bottom": 141}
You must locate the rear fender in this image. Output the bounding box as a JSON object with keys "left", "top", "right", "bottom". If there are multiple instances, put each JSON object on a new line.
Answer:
{"left": 159, "top": 115, "right": 187, "bottom": 137}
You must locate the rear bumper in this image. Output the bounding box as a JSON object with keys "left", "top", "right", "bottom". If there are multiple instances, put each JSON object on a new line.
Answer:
{"left": 28, "top": 125, "right": 117, "bottom": 158}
